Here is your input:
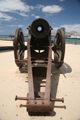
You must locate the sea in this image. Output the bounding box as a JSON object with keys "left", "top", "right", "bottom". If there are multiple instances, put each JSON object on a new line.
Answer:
{"left": 0, "top": 35, "right": 80, "bottom": 44}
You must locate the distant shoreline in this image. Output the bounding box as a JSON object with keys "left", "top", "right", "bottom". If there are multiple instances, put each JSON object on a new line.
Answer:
{"left": 0, "top": 36, "right": 80, "bottom": 44}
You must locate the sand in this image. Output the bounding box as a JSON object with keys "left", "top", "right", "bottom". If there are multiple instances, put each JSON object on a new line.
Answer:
{"left": 0, "top": 40, "right": 13, "bottom": 46}
{"left": 0, "top": 40, "right": 80, "bottom": 120}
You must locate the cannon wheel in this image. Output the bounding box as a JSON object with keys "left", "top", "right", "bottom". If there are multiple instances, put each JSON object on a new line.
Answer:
{"left": 14, "top": 28, "right": 24, "bottom": 67}
{"left": 54, "top": 29, "right": 65, "bottom": 68}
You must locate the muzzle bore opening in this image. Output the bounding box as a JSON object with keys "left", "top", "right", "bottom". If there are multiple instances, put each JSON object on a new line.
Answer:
{"left": 36, "top": 25, "right": 44, "bottom": 33}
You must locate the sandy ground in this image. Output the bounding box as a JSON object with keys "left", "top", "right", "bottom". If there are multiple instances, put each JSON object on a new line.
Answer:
{"left": 0, "top": 41, "right": 80, "bottom": 120}
{"left": 0, "top": 40, "right": 13, "bottom": 46}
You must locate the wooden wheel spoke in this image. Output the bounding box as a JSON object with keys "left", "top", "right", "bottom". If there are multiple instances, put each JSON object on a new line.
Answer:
{"left": 57, "top": 45, "right": 61, "bottom": 50}
{"left": 55, "top": 51, "right": 61, "bottom": 57}
{"left": 20, "top": 51, "right": 24, "bottom": 57}
{"left": 18, "top": 46, "right": 21, "bottom": 49}
{"left": 54, "top": 34, "right": 58, "bottom": 45}
{"left": 19, "top": 38, "right": 24, "bottom": 46}
{"left": 14, "top": 28, "right": 25, "bottom": 67}
{"left": 18, "top": 46, "right": 24, "bottom": 50}
{"left": 56, "top": 35, "right": 61, "bottom": 45}
{"left": 19, "top": 49, "right": 21, "bottom": 54}
{"left": 54, "top": 29, "right": 65, "bottom": 68}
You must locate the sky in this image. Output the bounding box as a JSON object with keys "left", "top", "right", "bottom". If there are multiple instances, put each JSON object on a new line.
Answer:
{"left": 0, "top": 0, "right": 80, "bottom": 35}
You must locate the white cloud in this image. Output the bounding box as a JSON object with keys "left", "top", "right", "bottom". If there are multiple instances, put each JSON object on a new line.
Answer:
{"left": 45, "top": 13, "right": 53, "bottom": 17}
{"left": 9, "top": 25, "right": 16, "bottom": 27}
{"left": 30, "top": 6, "right": 34, "bottom": 10}
{"left": 18, "top": 12, "right": 29, "bottom": 17}
{"left": 60, "top": 0, "right": 65, "bottom": 2}
{"left": 0, "top": 0, "right": 34, "bottom": 19}
{"left": 31, "top": 14, "right": 35, "bottom": 16}
{"left": 0, "top": 12, "right": 14, "bottom": 21}
{"left": 60, "top": 24, "right": 80, "bottom": 33}
{"left": 53, "top": 27, "right": 59, "bottom": 33}
{"left": 0, "top": 0, "right": 33, "bottom": 13}
{"left": 52, "top": 24, "right": 80, "bottom": 33}
{"left": 42, "top": 5, "right": 63, "bottom": 13}
{"left": 35, "top": 4, "right": 44, "bottom": 9}
{"left": 0, "top": 1, "right": 63, "bottom": 20}
{"left": 35, "top": 16, "right": 40, "bottom": 19}
{"left": 18, "top": 25, "right": 24, "bottom": 27}
{"left": 31, "top": 14, "right": 40, "bottom": 19}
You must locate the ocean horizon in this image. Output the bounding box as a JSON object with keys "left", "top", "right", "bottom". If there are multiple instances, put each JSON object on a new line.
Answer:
{"left": 0, "top": 35, "right": 80, "bottom": 44}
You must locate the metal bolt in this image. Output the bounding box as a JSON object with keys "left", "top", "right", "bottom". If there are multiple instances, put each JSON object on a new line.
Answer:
{"left": 20, "top": 104, "right": 22, "bottom": 107}
{"left": 34, "top": 101, "right": 37, "bottom": 104}
{"left": 42, "top": 101, "right": 44, "bottom": 104}
{"left": 15, "top": 95, "right": 17, "bottom": 101}
{"left": 62, "top": 98, "right": 64, "bottom": 103}
{"left": 27, "top": 101, "right": 29, "bottom": 104}
{"left": 50, "top": 102, "right": 52, "bottom": 105}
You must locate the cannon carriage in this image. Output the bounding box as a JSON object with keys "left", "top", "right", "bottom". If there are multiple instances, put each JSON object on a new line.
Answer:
{"left": 14, "top": 18, "right": 65, "bottom": 113}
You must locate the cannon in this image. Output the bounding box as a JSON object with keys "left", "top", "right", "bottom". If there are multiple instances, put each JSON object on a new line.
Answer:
{"left": 14, "top": 18, "right": 65, "bottom": 113}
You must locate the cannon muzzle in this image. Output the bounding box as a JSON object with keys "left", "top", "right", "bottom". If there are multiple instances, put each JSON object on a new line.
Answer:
{"left": 31, "top": 18, "right": 50, "bottom": 39}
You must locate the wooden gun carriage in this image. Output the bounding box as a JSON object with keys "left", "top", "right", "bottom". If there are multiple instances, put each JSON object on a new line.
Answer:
{"left": 14, "top": 18, "right": 65, "bottom": 113}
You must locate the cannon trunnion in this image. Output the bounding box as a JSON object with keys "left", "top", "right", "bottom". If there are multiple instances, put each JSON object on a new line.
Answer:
{"left": 14, "top": 18, "right": 65, "bottom": 113}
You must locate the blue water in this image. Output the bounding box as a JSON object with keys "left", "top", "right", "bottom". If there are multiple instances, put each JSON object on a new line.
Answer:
{"left": 51, "top": 37, "right": 80, "bottom": 43}
{"left": 0, "top": 35, "right": 80, "bottom": 43}
{"left": 0, "top": 35, "right": 14, "bottom": 40}
{"left": 65, "top": 38, "right": 80, "bottom": 43}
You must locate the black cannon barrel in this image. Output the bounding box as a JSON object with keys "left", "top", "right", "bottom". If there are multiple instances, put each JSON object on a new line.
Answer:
{"left": 31, "top": 18, "right": 50, "bottom": 39}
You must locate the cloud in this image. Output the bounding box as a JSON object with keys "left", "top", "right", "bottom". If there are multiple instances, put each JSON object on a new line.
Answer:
{"left": 35, "top": 16, "right": 40, "bottom": 19}
{"left": 42, "top": 5, "right": 63, "bottom": 13}
{"left": 0, "top": 0, "right": 34, "bottom": 19}
{"left": 52, "top": 27, "right": 59, "bottom": 33}
{"left": 60, "top": 24, "right": 80, "bottom": 33}
{"left": 31, "top": 14, "right": 35, "bottom": 16}
{"left": 31, "top": 14, "right": 40, "bottom": 19}
{"left": 0, "top": 1, "right": 63, "bottom": 20}
{"left": 52, "top": 24, "right": 80, "bottom": 33}
{"left": 35, "top": 4, "right": 44, "bottom": 10}
{"left": 17, "top": 12, "right": 29, "bottom": 17}
{"left": 18, "top": 25, "right": 24, "bottom": 27}
{"left": 0, "top": 0, "right": 34, "bottom": 13}
{"left": 45, "top": 13, "right": 53, "bottom": 17}
{"left": 60, "top": 0, "right": 65, "bottom": 2}
{"left": 35, "top": 4, "right": 63, "bottom": 14}
{"left": 9, "top": 25, "right": 16, "bottom": 27}
{"left": 0, "top": 12, "right": 14, "bottom": 21}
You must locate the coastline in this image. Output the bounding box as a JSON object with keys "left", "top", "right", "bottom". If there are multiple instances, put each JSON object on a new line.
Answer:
{"left": 0, "top": 39, "right": 80, "bottom": 48}
{"left": 0, "top": 40, "right": 13, "bottom": 47}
